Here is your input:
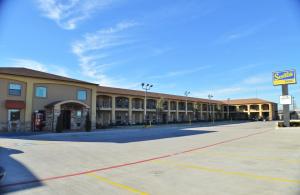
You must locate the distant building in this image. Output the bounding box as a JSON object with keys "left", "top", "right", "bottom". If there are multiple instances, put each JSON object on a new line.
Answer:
{"left": 278, "top": 109, "right": 300, "bottom": 120}
{"left": 0, "top": 67, "right": 278, "bottom": 132}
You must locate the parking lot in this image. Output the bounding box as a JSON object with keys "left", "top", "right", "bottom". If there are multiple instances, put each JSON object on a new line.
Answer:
{"left": 1, "top": 121, "right": 300, "bottom": 195}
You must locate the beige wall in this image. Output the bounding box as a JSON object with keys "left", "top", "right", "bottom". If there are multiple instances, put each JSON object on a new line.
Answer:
{"left": 32, "top": 83, "right": 92, "bottom": 111}
{"left": 0, "top": 78, "right": 26, "bottom": 123}
{"left": 0, "top": 74, "right": 97, "bottom": 131}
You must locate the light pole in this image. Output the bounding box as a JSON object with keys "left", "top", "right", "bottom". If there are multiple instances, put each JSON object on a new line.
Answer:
{"left": 141, "top": 83, "right": 153, "bottom": 125}
{"left": 185, "top": 91, "right": 190, "bottom": 123}
{"left": 227, "top": 98, "right": 230, "bottom": 120}
{"left": 208, "top": 94, "right": 214, "bottom": 124}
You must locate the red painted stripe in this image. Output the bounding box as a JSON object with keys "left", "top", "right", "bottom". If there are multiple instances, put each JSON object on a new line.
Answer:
{"left": 0, "top": 129, "right": 271, "bottom": 189}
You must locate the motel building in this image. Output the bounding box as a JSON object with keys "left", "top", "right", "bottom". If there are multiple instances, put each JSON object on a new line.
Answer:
{"left": 0, "top": 67, "right": 278, "bottom": 132}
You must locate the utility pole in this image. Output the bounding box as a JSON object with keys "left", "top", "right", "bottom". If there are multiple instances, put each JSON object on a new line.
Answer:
{"left": 141, "top": 83, "right": 153, "bottom": 126}
{"left": 273, "top": 69, "right": 296, "bottom": 127}
{"left": 282, "top": 84, "right": 290, "bottom": 127}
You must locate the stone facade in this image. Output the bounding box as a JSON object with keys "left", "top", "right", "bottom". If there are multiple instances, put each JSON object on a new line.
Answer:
{"left": 70, "top": 108, "right": 88, "bottom": 130}
{"left": 44, "top": 105, "right": 89, "bottom": 132}
{"left": 5, "top": 121, "right": 26, "bottom": 132}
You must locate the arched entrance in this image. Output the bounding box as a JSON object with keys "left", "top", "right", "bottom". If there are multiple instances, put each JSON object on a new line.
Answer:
{"left": 45, "top": 100, "right": 90, "bottom": 131}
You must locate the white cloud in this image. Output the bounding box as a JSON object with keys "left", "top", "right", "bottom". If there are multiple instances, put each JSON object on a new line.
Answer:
{"left": 36, "top": 0, "right": 114, "bottom": 30}
{"left": 71, "top": 21, "right": 139, "bottom": 87}
{"left": 8, "top": 58, "right": 69, "bottom": 77}
{"left": 194, "top": 87, "right": 244, "bottom": 98}
{"left": 149, "top": 66, "right": 211, "bottom": 79}
{"left": 215, "top": 20, "right": 274, "bottom": 44}
{"left": 194, "top": 79, "right": 275, "bottom": 100}
{"left": 243, "top": 74, "right": 270, "bottom": 85}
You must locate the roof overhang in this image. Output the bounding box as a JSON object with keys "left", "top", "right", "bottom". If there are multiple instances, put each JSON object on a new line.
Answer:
{"left": 45, "top": 100, "right": 90, "bottom": 109}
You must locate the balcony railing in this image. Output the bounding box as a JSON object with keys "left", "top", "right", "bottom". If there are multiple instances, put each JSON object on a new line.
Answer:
{"left": 97, "top": 102, "right": 112, "bottom": 109}
{"left": 116, "top": 104, "right": 129, "bottom": 109}
{"left": 132, "top": 105, "right": 143, "bottom": 109}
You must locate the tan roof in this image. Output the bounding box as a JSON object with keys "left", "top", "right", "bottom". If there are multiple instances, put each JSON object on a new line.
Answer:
{"left": 0, "top": 68, "right": 276, "bottom": 105}
{"left": 221, "top": 98, "right": 275, "bottom": 105}
{"left": 0, "top": 67, "right": 97, "bottom": 86}
{"left": 97, "top": 86, "right": 223, "bottom": 104}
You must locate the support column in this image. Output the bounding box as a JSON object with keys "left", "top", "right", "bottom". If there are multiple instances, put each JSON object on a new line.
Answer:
{"left": 167, "top": 100, "right": 171, "bottom": 122}
{"left": 247, "top": 105, "right": 251, "bottom": 119}
{"left": 129, "top": 97, "right": 132, "bottom": 125}
{"left": 200, "top": 103, "right": 203, "bottom": 120}
{"left": 185, "top": 101, "right": 188, "bottom": 119}
{"left": 176, "top": 101, "right": 179, "bottom": 121}
{"left": 193, "top": 102, "right": 196, "bottom": 121}
{"left": 25, "top": 80, "right": 34, "bottom": 131}
{"left": 212, "top": 104, "right": 215, "bottom": 123}
{"left": 111, "top": 96, "right": 116, "bottom": 124}
{"left": 282, "top": 85, "right": 290, "bottom": 127}
{"left": 269, "top": 103, "right": 273, "bottom": 120}
{"left": 259, "top": 104, "right": 263, "bottom": 119}
{"left": 221, "top": 105, "right": 225, "bottom": 120}
{"left": 144, "top": 95, "right": 147, "bottom": 123}
{"left": 91, "top": 87, "right": 97, "bottom": 129}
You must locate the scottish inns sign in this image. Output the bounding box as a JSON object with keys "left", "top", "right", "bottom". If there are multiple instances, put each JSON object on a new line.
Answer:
{"left": 273, "top": 70, "right": 297, "bottom": 86}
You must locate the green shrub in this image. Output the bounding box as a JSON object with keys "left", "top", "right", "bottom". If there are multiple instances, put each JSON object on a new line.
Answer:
{"left": 85, "top": 112, "right": 92, "bottom": 132}
{"left": 278, "top": 121, "right": 300, "bottom": 127}
{"left": 56, "top": 114, "right": 63, "bottom": 133}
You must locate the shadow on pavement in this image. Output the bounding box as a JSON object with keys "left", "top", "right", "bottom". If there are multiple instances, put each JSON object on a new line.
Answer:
{"left": 1, "top": 128, "right": 216, "bottom": 143}
{"left": 0, "top": 147, "right": 42, "bottom": 194}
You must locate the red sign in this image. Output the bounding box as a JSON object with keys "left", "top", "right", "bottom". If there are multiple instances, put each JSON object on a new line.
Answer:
{"left": 5, "top": 100, "right": 26, "bottom": 109}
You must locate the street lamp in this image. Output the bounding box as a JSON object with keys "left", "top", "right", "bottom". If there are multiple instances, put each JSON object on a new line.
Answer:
{"left": 185, "top": 91, "right": 190, "bottom": 122}
{"left": 141, "top": 83, "right": 153, "bottom": 125}
{"left": 208, "top": 94, "right": 214, "bottom": 124}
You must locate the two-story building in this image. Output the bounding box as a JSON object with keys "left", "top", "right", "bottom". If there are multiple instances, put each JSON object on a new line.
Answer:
{"left": 0, "top": 67, "right": 278, "bottom": 132}
{"left": 0, "top": 67, "right": 98, "bottom": 132}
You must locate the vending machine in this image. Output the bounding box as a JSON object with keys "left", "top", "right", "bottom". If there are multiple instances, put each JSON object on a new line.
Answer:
{"left": 32, "top": 111, "right": 45, "bottom": 131}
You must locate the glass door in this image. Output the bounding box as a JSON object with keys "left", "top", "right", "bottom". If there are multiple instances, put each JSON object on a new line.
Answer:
{"left": 8, "top": 109, "right": 21, "bottom": 131}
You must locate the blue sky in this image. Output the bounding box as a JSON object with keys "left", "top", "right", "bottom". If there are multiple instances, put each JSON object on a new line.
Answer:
{"left": 0, "top": 0, "right": 299, "bottom": 107}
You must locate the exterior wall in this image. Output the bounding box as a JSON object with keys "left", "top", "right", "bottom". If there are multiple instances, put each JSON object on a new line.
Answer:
{"left": 96, "top": 110, "right": 111, "bottom": 127}
{"left": 32, "top": 83, "right": 92, "bottom": 111}
{"left": 0, "top": 74, "right": 97, "bottom": 132}
{"left": 132, "top": 112, "right": 143, "bottom": 124}
{"left": 0, "top": 72, "right": 279, "bottom": 132}
{"left": 0, "top": 78, "right": 26, "bottom": 131}
{"left": 226, "top": 103, "right": 277, "bottom": 120}
{"left": 96, "top": 91, "right": 278, "bottom": 127}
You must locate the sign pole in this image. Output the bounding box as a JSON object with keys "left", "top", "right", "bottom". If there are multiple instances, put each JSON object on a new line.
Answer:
{"left": 282, "top": 84, "right": 290, "bottom": 127}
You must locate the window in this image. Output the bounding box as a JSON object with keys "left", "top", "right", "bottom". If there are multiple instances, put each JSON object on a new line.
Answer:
{"left": 36, "top": 86, "right": 47, "bottom": 98}
{"left": 9, "top": 83, "right": 21, "bottom": 96}
{"left": 8, "top": 109, "right": 21, "bottom": 121}
{"left": 76, "top": 110, "right": 82, "bottom": 117}
{"left": 77, "top": 90, "right": 87, "bottom": 101}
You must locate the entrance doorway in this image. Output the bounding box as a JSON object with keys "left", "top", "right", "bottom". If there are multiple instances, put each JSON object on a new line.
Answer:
{"left": 162, "top": 113, "right": 168, "bottom": 124}
{"left": 61, "top": 110, "right": 71, "bottom": 130}
{"left": 8, "top": 109, "right": 21, "bottom": 131}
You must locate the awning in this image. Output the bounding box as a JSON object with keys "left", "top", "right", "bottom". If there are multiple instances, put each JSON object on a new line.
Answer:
{"left": 5, "top": 100, "right": 26, "bottom": 109}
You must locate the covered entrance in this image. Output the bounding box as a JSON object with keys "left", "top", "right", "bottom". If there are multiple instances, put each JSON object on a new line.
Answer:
{"left": 61, "top": 110, "right": 71, "bottom": 130}
{"left": 45, "top": 100, "right": 90, "bottom": 131}
{"left": 5, "top": 100, "right": 25, "bottom": 132}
